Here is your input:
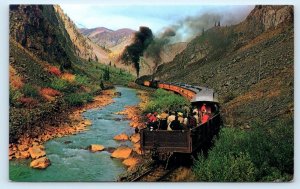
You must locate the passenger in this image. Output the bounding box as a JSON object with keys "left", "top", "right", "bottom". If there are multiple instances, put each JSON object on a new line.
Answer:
{"left": 178, "top": 112, "right": 184, "bottom": 124}
{"left": 183, "top": 105, "right": 190, "bottom": 117}
{"left": 183, "top": 113, "right": 188, "bottom": 128}
{"left": 193, "top": 111, "right": 199, "bottom": 125}
{"left": 188, "top": 112, "right": 197, "bottom": 129}
{"left": 159, "top": 110, "right": 169, "bottom": 130}
{"left": 147, "top": 112, "right": 159, "bottom": 130}
{"left": 200, "top": 103, "right": 207, "bottom": 121}
{"left": 146, "top": 113, "right": 152, "bottom": 129}
{"left": 167, "top": 111, "right": 176, "bottom": 130}
{"left": 149, "top": 112, "right": 158, "bottom": 123}
{"left": 151, "top": 112, "right": 159, "bottom": 130}
{"left": 202, "top": 113, "right": 210, "bottom": 124}
{"left": 170, "top": 116, "right": 183, "bottom": 130}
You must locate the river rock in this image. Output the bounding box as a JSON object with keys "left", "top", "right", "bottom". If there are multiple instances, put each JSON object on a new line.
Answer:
{"left": 114, "top": 92, "right": 122, "bottom": 97}
{"left": 83, "top": 119, "right": 92, "bottom": 126}
{"left": 28, "top": 145, "right": 46, "bottom": 159}
{"left": 17, "top": 144, "right": 29, "bottom": 152}
{"left": 111, "top": 147, "right": 132, "bottom": 159}
{"left": 113, "top": 133, "right": 129, "bottom": 141}
{"left": 90, "top": 144, "right": 105, "bottom": 152}
{"left": 30, "top": 157, "right": 51, "bottom": 169}
{"left": 17, "top": 151, "right": 30, "bottom": 159}
{"left": 122, "top": 157, "right": 138, "bottom": 167}
{"left": 133, "top": 143, "right": 142, "bottom": 155}
{"left": 130, "top": 133, "right": 140, "bottom": 143}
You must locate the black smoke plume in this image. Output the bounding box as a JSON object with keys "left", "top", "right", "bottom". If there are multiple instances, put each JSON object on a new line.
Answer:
{"left": 121, "top": 26, "right": 153, "bottom": 77}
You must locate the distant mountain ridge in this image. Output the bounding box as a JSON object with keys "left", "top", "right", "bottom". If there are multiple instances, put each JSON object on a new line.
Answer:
{"left": 79, "top": 27, "right": 135, "bottom": 49}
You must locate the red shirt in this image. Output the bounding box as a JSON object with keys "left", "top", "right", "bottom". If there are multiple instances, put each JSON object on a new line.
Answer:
{"left": 149, "top": 115, "right": 157, "bottom": 122}
{"left": 202, "top": 114, "right": 210, "bottom": 124}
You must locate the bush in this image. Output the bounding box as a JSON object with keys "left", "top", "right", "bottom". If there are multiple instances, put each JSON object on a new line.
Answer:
{"left": 40, "top": 87, "right": 61, "bottom": 97}
{"left": 144, "top": 89, "right": 190, "bottom": 113}
{"left": 194, "top": 151, "right": 256, "bottom": 182}
{"left": 9, "top": 88, "right": 22, "bottom": 106}
{"left": 21, "top": 84, "right": 40, "bottom": 98}
{"left": 193, "top": 118, "right": 294, "bottom": 181}
{"left": 75, "top": 75, "right": 90, "bottom": 85}
{"left": 48, "top": 66, "right": 62, "bottom": 76}
{"left": 49, "top": 78, "right": 78, "bottom": 93}
{"left": 64, "top": 93, "right": 93, "bottom": 107}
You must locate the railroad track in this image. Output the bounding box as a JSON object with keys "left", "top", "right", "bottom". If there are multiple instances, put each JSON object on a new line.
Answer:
{"left": 131, "top": 165, "right": 178, "bottom": 182}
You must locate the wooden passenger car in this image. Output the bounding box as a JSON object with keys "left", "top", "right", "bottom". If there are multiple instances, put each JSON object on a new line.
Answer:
{"left": 140, "top": 80, "right": 221, "bottom": 156}
{"left": 140, "top": 113, "right": 221, "bottom": 154}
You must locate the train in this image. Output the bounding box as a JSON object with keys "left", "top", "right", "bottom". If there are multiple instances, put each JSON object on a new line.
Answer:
{"left": 139, "top": 80, "right": 222, "bottom": 161}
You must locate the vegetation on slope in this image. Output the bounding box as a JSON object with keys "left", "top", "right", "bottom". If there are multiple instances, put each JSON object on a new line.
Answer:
{"left": 9, "top": 5, "right": 134, "bottom": 143}
{"left": 150, "top": 5, "right": 294, "bottom": 181}
{"left": 143, "top": 88, "right": 190, "bottom": 113}
{"left": 193, "top": 117, "right": 293, "bottom": 181}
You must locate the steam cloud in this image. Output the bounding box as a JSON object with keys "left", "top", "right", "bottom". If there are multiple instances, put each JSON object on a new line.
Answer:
{"left": 144, "top": 6, "right": 253, "bottom": 75}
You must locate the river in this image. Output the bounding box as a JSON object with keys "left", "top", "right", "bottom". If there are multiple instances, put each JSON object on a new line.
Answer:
{"left": 9, "top": 86, "right": 140, "bottom": 182}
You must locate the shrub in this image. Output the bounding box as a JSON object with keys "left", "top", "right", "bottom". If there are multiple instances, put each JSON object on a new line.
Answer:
{"left": 194, "top": 151, "right": 256, "bottom": 182}
{"left": 18, "top": 97, "right": 38, "bottom": 107}
{"left": 192, "top": 118, "right": 294, "bottom": 182}
{"left": 75, "top": 75, "right": 90, "bottom": 85}
{"left": 64, "top": 93, "right": 93, "bottom": 107}
{"left": 21, "top": 84, "right": 40, "bottom": 98}
{"left": 61, "top": 73, "right": 75, "bottom": 82}
{"left": 49, "top": 78, "right": 78, "bottom": 93}
{"left": 9, "top": 87, "right": 22, "bottom": 107}
{"left": 48, "top": 66, "right": 62, "bottom": 76}
{"left": 40, "top": 87, "right": 61, "bottom": 97}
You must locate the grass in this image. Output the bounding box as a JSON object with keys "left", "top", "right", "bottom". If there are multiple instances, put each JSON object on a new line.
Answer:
{"left": 193, "top": 117, "right": 294, "bottom": 181}
{"left": 64, "top": 93, "right": 93, "bottom": 107}
{"left": 143, "top": 88, "right": 191, "bottom": 113}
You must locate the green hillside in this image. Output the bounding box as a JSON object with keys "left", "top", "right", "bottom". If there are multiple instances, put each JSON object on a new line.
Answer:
{"left": 9, "top": 5, "right": 134, "bottom": 143}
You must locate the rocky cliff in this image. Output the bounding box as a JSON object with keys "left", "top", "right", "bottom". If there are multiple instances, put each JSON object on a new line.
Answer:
{"left": 53, "top": 5, "right": 110, "bottom": 64}
{"left": 153, "top": 5, "right": 294, "bottom": 126}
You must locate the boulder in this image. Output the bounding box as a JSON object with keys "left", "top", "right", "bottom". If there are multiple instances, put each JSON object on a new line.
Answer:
{"left": 90, "top": 144, "right": 105, "bottom": 152}
{"left": 19, "top": 151, "right": 30, "bottom": 159}
{"left": 17, "top": 144, "right": 29, "bottom": 152}
{"left": 30, "top": 157, "right": 51, "bottom": 169}
{"left": 130, "top": 133, "right": 140, "bottom": 143}
{"left": 133, "top": 143, "right": 142, "bottom": 155}
{"left": 111, "top": 147, "right": 132, "bottom": 159}
{"left": 28, "top": 145, "right": 46, "bottom": 159}
{"left": 113, "top": 133, "right": 129, "bottom": 141}
{"left": 122, "top": 157, "right": 138, "bottom": 167}
{"left": 83, "top": 119, "right": 92, "bottom": 126}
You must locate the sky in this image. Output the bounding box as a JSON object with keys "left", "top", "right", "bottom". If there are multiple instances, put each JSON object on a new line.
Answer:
{"left": 60, "top": 4, "right": 254, "bottom": 34}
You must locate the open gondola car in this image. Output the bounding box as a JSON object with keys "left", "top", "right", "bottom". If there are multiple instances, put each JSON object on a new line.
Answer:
{"left": 140, "top": 80, "right": 222, "bottom": 159}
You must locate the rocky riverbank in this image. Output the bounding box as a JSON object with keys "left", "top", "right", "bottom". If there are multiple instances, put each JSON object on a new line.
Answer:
{"left": 9, "top": 89, "right": 115, "bottom": 168}
{"left": 111, "top": 90, "right": 149, "bottom": 170}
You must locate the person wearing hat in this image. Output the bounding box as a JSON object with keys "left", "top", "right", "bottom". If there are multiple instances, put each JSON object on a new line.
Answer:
{"left": 159, "top": 110, "right": 169, "bottom": 130}
{"left": 178, "top": 112, "right": 184, "bottom": 124}
{"left": 167, "top": 111, "right": 176, "bottom": 131}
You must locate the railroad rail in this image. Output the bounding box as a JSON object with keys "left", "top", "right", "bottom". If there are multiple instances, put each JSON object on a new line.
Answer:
{"left": 131, "top": 165, "right": 179, "bottom": 182}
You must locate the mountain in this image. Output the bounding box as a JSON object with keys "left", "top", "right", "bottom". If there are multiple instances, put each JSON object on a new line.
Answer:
{"left": 54, "top": 6, "right": 110, "bottom": 64}
{"left": 79, "top": 27, "right": 135, "bottom": 50}
{"left": 152, "top": 5, "right": 294, "bottom": 126}
{"left": 9, "top": 5, "right": 134, "bottom": 142}
{"left": 140, "top": 42, "right": 187, "bottom": 76}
